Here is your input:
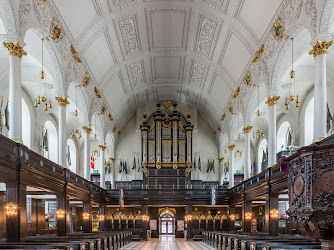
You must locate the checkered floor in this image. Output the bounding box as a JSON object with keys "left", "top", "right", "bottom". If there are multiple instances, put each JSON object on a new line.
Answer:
{"left": 120, "top": 236, "right": 215, "bottom": 250}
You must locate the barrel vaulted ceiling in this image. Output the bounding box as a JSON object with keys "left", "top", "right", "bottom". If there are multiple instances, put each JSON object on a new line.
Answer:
{"left": 13, "top": 0, "right": 327, "bottom": 133}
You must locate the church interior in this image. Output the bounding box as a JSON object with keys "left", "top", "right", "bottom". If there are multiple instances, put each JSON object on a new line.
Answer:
{"left": 0, "top": 0, "right": 334, "bottom": 249}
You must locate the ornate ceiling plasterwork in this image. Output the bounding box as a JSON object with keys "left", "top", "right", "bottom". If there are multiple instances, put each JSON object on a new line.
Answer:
{"left": 5, "top": 0, "right": 330, "bottom": 143}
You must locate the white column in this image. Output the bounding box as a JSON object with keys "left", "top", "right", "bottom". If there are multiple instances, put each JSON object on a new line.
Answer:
{"left": 309, "top": 41, "right": 333, "bottom": 141}
{"left": 3, "top": 42, "right": 27, "bottom": 142}
{"left": 219, "top": 157, "right": 224, "bottom": 185}
{"left": 228, "top": 144, "right": 235, "bottom": 188}
{"left": 56, "top": 97, "right": 69, "bottom": 166}
{"left": 243, "top": 126, "right": 252, "bottom": 179}
{"left": 99, "top": 145, "right": 106, "bottom": 188}
{"left": 266, "top": 96, "right": 280, "bottom": 166}
{"left": 83, "top": 126, "right": 92, "bottom": 180}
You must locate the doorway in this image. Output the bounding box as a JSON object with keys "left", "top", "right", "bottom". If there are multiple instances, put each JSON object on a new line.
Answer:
{"left": 159, "top": 208, "right": 175, "bottom": 235}
{"left": 161, "top": 217, "right": 174, "bottom": 235}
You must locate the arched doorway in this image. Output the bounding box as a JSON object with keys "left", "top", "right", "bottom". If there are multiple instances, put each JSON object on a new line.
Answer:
{"left": 159, "top": 208, "right": 175, "bottom": 235}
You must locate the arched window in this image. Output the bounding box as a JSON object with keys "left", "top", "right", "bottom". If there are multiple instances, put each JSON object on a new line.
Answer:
{"left": 22, "top": 99, "right": 31, "bottom": 148}
{"left": 277, "top": 121, "right": 291, "bottom": 152}
{"left": 305, "top": 98, "right": 314, "bottom": 146}
{"left": 258, "top": 139, "right": 268, "bottom": 173}
{"left": 44, "top": 121, "right": 58, "bottom": 163}
{"left": 66, "top": 139, "right": 77, "bottom": 173}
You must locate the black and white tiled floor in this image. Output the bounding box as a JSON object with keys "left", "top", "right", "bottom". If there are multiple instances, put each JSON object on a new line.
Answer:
{"left": 120, "top": 236, "right": 216, "bottom": 250}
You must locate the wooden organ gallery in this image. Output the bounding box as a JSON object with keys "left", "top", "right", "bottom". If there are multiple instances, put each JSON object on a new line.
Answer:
{"left": 0, "top": 0, "right": 334, "bottom": 249}
{"left": 140, "top": 101, "right": 194, "bottom": 188}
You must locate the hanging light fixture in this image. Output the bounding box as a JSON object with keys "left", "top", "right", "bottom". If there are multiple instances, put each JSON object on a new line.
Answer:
{"left": 257, "top": 85, "right": 260, "bottom": 117}
{"left": 94, "top": 114, "right": 97, "bottom": 139}
{"left": 285, "top": 38, "right": 300, "bottom": 110}
{"left": 237, "top": 114, "right": 241, "bottom": 140}
{"left": 34, "top": 38, "right": 52, "bottom": 111}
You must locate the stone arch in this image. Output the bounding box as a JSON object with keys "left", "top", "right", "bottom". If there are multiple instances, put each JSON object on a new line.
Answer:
{"left": 270, "top": 25, "right": 312, "bottom": 91}
{"left": 22, "top": 26, "right": 64, "bottom": 94}
{"left": 0, "top": 0, "right": 16, "bottom": 34}
{"left": 319, "top": 0, "right": 334, "bottom": 33}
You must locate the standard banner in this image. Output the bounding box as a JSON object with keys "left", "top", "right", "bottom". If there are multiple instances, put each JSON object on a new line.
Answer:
{"left": 211, "top": 187, "right": 216, "bottom": 206}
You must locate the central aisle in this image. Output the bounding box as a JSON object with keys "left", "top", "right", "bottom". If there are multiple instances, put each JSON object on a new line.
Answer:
{"left": 120, "top": 236, "right": 216, "bottom": 250}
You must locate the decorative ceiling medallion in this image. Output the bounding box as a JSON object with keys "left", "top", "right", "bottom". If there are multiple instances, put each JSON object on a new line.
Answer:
{"left": 221, "top": 113, "right": 225, "bottom": 121}
{"left": 94, "top": 87, "right": 101, "bottom": 98}
{"left": 244, "top": 72, "right": 252, "bottom": 86}
{"left": 100, "top": 105, "right": 107, "bottom": 115}
{"left": 252, "top": 44, "right": 264, "bottom": 62}
{"left": 47, "top": 19, "right": 64, "bottom": 42}
{"left": 112, "top": 125, "right": 117, "bottom": 133}
{"left": 81, "top": 72, "right": 90, "bottom": 87}
{"left": 272, "top": 17, "right": 289, "bottom": 40}
{"left": 293, "top": 175, "right": 304, "bottom": 196}
{"left": 233, "top": 87, "right": 240, "bottom": 98}
{"left": 70, "top": 45, "right": 81, "bottom": 63}
{"left": 217, "top": 125, "right": 221, "bottom": 133}
{"left": 227, "top": 104, "right": 234, "bottom": 114}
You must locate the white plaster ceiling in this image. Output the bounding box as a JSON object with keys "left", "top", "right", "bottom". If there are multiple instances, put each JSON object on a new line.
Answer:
{"left": 47, "top": 0, "right": 286, "bottom": 128}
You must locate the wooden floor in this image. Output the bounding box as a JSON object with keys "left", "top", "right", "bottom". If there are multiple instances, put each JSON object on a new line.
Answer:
{"left": 120, "top": 236, "right": 215, "bottom": 250}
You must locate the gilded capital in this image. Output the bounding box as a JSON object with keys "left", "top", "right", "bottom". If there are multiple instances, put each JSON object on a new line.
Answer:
{"left": 82, "top": 126, "right": 92, "bottom": 134}
{"left": 110, "top": 157, "right": 115, "bottom": 162}
{"left": 219, "top": 157, "right": 224, "bottom": 162}
{"left": 3, "top": 42, "right": 27, "bottom": 59}
{"left": 55, "top": 97, "right": 70, "bottom": 107}
{"left": 309, "top": 40, "right": 333, "bottom": 57}
{"left": 99, "top": 145, "right": 107, "bottom": 151}
{"left": 228, "top": 144, "right": 235, "bottom": 151}
{"left": 265, "top": 96, "right": 280, "bottom": 106}
{"left": 242, "top": 126, "right": 253, "bottom": 133}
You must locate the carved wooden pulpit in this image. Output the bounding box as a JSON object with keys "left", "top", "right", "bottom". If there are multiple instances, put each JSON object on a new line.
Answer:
{"left": 286, "top": 139, "right": 334, "bottom": 250}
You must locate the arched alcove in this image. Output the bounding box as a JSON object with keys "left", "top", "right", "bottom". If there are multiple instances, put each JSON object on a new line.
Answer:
{"left": 44, "top": 120, "right": 58, "bottom": 164}
{"left": 67, "top": 139, "right": 77, "bottom": 173}
{"left": 277, "top": 121, "right": 291, "bottom": 152}
{"left": 257, "top": 138, "right": 268, "bottom": 173}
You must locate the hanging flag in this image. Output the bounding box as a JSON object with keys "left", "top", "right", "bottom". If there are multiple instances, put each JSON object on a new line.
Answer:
{"left": 137, "top": 156, "right": 140, "bottom": 172}
{"left": 207, "top": 159, "right": 210, "bottom": 173}
{"left": 105, "top": 160, "right": 109, "bottom": 174}
{"left": 90, "top": 156, "right": 95, "bottom": 169}
{"left": 193, "top": 155, "right": 197, "bottom": 170}
{"left": 119, "top": 160, "right": 123, "bottom": 173}
{"left": 4, "top": 99, "right": 9, "bottom": 131}
{"left": 66, "top": 145, "right": 71, "bottom": 167}
{"left": 251, "top": 162, "right": 255, "bottom": 175}
{"left": 287, "top": 128, "right": 292, "bottom": 148}
{"left": 124, "top": 160, "right": 127, "bottom": 174}
{"left": 327, "top": 102, "right": 333, "bottom": 133}
{"left": 198, "top": 156, "right": 201, "bottom": 171}
{"left": 280, "top": 158, "right": 289, "bottom": 173}
{"left": 212, "top": 159, "right": 215, "bottom": 174}
{"left": 262, "top": 149, "right": 265, "bottom": 163}
{"left": 132, "top": 155, "right": 136, "bottom": 170}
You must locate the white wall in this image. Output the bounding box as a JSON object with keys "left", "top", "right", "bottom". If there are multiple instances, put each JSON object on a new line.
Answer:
{"left": 196, "top": 113, "right": 219, "bottom": 181}
{"left": 115, "top": 114, "right": 138, "bottom": 181}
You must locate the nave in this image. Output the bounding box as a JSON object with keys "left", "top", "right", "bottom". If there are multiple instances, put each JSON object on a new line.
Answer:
{"left": 120, "top": 236, "right": 215, "bottom": 250}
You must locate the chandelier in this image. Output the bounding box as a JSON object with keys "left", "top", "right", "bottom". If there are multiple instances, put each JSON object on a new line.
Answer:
{"left": 253, "top": 129, "right": 264, "bottom": 140}
{"left": 70, "top": 86, "right": 81, "bottom": 139}
{"left": 284, "top": 38, "right": 300, "bottom": 110}
{"left": 34, "top": 39, "right": 52, "bottom": 111}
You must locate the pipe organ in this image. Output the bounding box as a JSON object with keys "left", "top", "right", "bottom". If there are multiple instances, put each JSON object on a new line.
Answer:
{"left": 140, "top": 101, "right": 193, "bottom": 188}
